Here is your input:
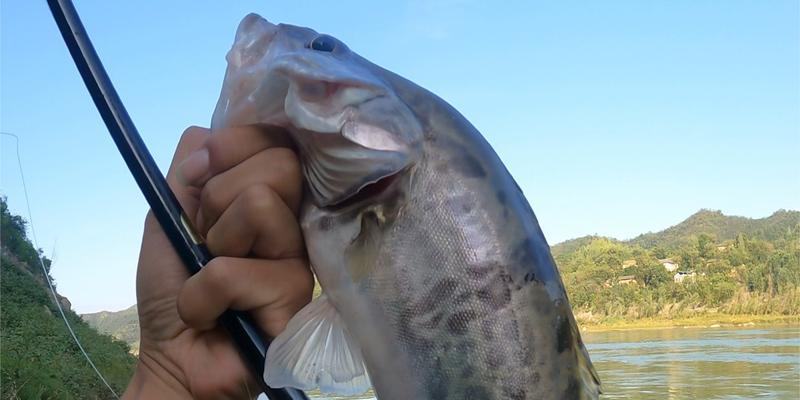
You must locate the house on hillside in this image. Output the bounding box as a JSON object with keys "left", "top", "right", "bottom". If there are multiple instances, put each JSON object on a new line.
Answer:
{"left": 622, "top": 259, "right": 637, "bottom": 269}
{"left": 674, "top": 271, "right": 696, "bottom": 283}
{"left": 618, "top": 275, "right": 637, "bottom": 285}
{"left": 659, "top": 258, "right": 679, "bottom": 272}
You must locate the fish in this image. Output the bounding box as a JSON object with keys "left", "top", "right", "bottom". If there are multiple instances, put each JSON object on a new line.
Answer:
{"left": 211, "top": 14, "right": 601, "bottom": 400}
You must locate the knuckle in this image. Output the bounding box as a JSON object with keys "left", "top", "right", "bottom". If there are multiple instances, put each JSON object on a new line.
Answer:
{"left": 204, "top": 135, "right": 225, "bottom": 172}
{"left": 200, "top": 179, "right": 224, "bottom": 216}
{"left": 241, "top": 185, "right": 279, "bottom": 215}
{"left": 204, "top": 258, "right": 232, "bottom": 292}
{"left": 179, "top": 126, "right": 209, "bottom": 145}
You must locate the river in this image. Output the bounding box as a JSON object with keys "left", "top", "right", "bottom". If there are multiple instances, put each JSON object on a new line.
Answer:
{"left": 583, "top": 325, "right": 799, "bottom": 399}
{"left": 275, "top": 325, "right": 799, "bottom": 399}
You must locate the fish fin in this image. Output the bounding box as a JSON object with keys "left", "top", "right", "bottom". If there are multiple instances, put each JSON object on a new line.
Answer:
{"left": 264, "top": 293, "right": 371, "bottom": 395}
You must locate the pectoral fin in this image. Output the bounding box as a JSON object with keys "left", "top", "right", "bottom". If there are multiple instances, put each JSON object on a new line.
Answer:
{"left": 264, "top": 293, "right": 371, "bottom": 395}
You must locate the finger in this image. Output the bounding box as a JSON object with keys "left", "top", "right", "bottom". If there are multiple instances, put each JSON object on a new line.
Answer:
{"left": 206, "top": 184, "right": 304, "bottom": 259}
{"left": 185, "top": 329, "right": 259, "bottom": 400}
{"left": 177, "top": 256, "right": 313, "bottom": 336}
{"left": 198, "top": 147, "right": 302, "bottom": 233}
{"left": 186, "top": 124, "right": 294, "bottom": 186}
{"left": 166, "top": 126, "right": 212, "bottom": 216}
{"left": 137, "top": 127, "right": 211, "bottom": 318}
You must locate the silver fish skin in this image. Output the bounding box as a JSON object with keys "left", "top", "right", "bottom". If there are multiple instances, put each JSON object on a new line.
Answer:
{"left": 212, "top": 14, "right": 600, "bottom": 400}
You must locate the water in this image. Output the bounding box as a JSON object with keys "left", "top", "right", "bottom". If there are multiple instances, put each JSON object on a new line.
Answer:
{"left": 582, "top": 325, "right": 800, "bottom": 399}
{"left": 270, "top": 325, "right": 799, "bottom": 399}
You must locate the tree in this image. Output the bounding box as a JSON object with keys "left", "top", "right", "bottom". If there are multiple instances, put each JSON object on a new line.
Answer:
{"left": 631, "top": 256, "right": 671, "bottom": 288}
{"left": 697, "top": 233, "right": 716, "bottom": 259}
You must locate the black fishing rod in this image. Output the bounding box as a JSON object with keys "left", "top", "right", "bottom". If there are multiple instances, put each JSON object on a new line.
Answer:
{"left": 45, "top": 1, "right": 307, "bottom": 399}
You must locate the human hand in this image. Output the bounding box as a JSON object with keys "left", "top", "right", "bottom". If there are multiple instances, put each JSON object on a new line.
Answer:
{"left": 123, "top": 126, "right": 313, "bottom": 399}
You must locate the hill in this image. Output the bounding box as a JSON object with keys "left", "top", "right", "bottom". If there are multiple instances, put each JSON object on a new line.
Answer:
{"left": 0, "top": 197, "right": 136, "bottom": 399}
{"left": 551, "top": 209, "right": 800, "bottom": 324}
{"left": 628, "top": 209, "right": 800, "bottom": 250}
{"left": 82, "top": 306, "right": 140, "bottom": 355}
{"left": 551, "top": 209, "right": 800, "bottom": 254}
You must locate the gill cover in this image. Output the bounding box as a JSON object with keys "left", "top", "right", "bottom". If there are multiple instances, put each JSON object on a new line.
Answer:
{"left": 212, "top": 14, "right": 423, "bottom": 207}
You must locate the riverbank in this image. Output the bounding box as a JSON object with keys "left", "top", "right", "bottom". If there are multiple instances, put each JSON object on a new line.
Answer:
{"left": 578, "top": 313, "right": 800, "bottom": 332}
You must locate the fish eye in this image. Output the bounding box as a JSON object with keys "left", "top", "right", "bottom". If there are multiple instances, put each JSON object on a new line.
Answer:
{"left": 308, "top": 34, "right": 337, "bottom": 52}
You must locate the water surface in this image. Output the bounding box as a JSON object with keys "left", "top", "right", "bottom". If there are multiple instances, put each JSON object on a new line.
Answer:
{"left": 583, "top": 325, "right": 800, "bottom": 399}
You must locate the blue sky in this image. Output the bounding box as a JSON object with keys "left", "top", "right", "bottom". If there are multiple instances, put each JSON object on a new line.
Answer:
{"left": 2, "top": 1, "right": 798, "bottom": 313}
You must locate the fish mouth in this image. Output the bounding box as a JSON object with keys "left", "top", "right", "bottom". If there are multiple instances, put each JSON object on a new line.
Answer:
{"left": 324, "top": 170, "right": 402, "bottom": 210}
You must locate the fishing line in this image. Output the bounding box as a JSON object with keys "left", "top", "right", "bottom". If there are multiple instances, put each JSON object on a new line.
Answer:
{"left": 0, "top": 131, "right": 121, "bottom": 399}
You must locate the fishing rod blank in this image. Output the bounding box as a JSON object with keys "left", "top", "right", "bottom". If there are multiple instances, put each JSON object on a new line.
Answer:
{"left": 45, "top": 1, "right": 307, "bottom": 398}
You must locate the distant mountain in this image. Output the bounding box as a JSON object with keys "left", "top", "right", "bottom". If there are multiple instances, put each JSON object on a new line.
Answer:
{"left": 627, "top": 209, "right": 800, "bottom": 250}
{"left": 82, "top": 305, "right": 140, "bottom": 355}
{"left": 551, "top": 209, "right": 800, "bottom": 252}
{"left": 551, "top": 235, "right": 617, "bottom": 258}
{"left": 0, "top": 197, "right": 136, "bottom": 398}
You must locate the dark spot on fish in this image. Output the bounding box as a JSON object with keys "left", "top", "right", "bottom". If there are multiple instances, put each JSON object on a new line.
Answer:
{"left": 454, "top": 153, "right": 487, "bottom": 178}
{"left": 487, "top": 350, "right": 505, "bottom": 368}
{"left": 461, "top": 365, "right": 475, "bottom": 379}
{"left": 429, "top": 374, "right": 449, "bottom": 399}
{"left": 466, "top": 386, "right": 490, "bottom": 399}
{"left": 461, "top": 202, "right": 473, "bottom": 213}
{"left": 424, "top": 311, "right": 445, "bottom": 329}
{"left": 476, "top": 273, "right": 512, "bottom": 309}
{"left": 397, "top": 307, "right": 415, "bottom": 342}
{"left": 466, "top": 262, "right": 498, "bottom": 280}
{"left": 532, "top": 371, "right": 541, "bottom": 384}
{"left": 414, "top": 337, "right": 435, "bottom": 354}
{"left": 317, "top": 216, "right": 334, "bottom": 231}
{"left": 564, "top": 376, "right": 580, "bottom": 399}
{"left": 446, "top": 310, "right": 480, "bottom": 335}
{"left": 513, "top": 238, "right": 537, "bottom": 266}
{"left": 503, "top": 386, "right": 526, "bottom": 400}
{"left": 415, "top": 278, "right": 459, "bottom": 311}
{"left": 455, "top": 290, "right": 472, "bottom": 305}
{"left": 496, "top": 190, "right": 507, "bottom": 205}
{"left": 524, "top": 272, "right": 537, "bottom": 283}
{"left": 455, "top": 341, "right": 475, "bottom": 354}
{"left": 481, "top": 319, "right": 495, "bottom": 340}
{"left": 556, "top": 314, "right": 574, "bottom": 354}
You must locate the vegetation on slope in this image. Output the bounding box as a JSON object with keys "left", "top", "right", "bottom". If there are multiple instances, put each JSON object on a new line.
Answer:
{"left": 1, "top": 198, "right": 136, "bottom": 399}
{"left": 554, "top": 210, "right": 800, "bottom": 325}
{"left": 81, "top": 306, "right": 140, "bottom": 355}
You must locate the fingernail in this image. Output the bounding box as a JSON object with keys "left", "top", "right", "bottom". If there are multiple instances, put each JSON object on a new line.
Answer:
{"left": 177, "top": 148, "right": 209, "bottom": 185}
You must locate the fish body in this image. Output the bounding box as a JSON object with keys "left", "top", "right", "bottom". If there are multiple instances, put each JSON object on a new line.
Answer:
{"left": 212, "top": 14, "right": 600, "bottom": 400}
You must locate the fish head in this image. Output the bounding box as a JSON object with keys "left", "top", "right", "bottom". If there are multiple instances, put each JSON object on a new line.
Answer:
{"left": 212, "top": 14, "right": 423, "bottom": 208}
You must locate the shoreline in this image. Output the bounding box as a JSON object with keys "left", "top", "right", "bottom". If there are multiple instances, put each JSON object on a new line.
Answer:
{"left": 577, "top": 314, "right": 800, "bottom": 332}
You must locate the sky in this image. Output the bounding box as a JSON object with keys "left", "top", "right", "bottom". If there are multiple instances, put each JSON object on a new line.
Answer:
{"left": 1, "top": 1, "right": 798, "bottom": 314}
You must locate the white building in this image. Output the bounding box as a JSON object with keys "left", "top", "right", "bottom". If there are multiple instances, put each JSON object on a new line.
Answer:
{"left": 659, "top": 258, "right": 679, "bottom": 272}
{"left": 674, "top": 271, "right": 696, "bottom": 283}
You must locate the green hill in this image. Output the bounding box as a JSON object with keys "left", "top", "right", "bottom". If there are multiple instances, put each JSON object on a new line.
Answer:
{"left": 627, "top": 209, "right": 800, "bottom": 250}
{"left": 82, "top": 306, "right": 140, "bottom": 355}
{"left": 551, "top": 209, "right": 800, "bottom": 323}
{"left": 1, "top": 197, "right": 136, "bottom": 399}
